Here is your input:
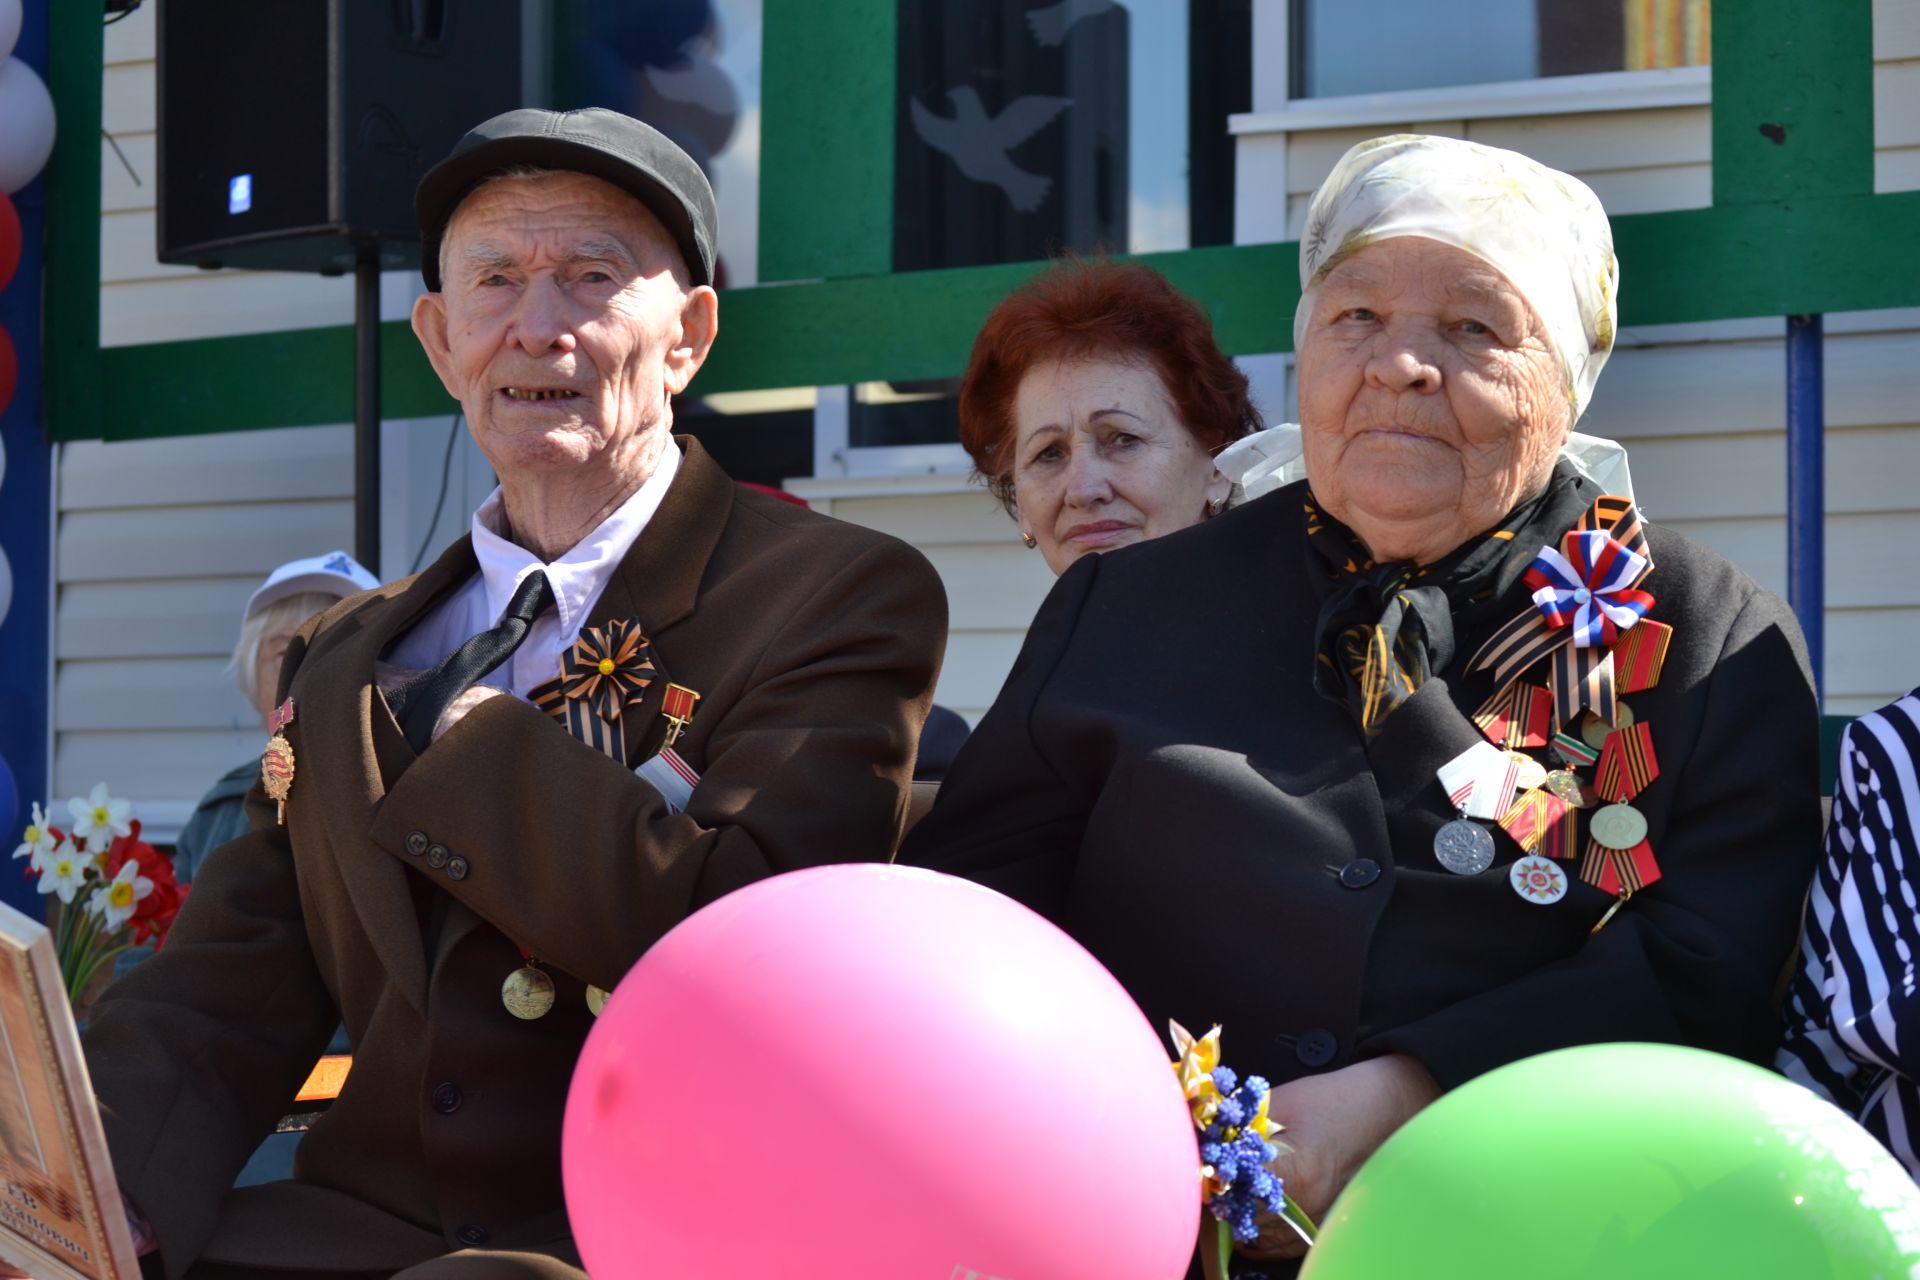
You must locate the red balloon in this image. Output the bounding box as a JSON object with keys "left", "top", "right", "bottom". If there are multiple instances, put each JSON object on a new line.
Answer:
{"left": 0, "top": 325, "right": 15, "bottom": 419}
{"left": 0, "top": 190, "right": 18, "bottom": 294}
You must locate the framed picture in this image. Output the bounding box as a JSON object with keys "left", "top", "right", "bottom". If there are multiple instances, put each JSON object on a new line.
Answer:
{"left": 0, "top": 901, "right": 138, "bottom": 1280}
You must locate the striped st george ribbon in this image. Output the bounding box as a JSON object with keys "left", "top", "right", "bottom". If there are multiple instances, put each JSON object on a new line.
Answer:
{"left": 1579, "top": 838, "right": 1663, "bottom": 895}
{"left": 1468, "top": 494, "right": 1656, "bottom": 726}
{"left": 1612, "top": 618, "right": 1673, "bottom": 695}
{"left": 529, "top": 618, "right": 659, "bottom": 768}
{"left": 1498, "top": 787, "right": 1574, "bottom": 855}
{"left": 1595, "top": 721, "right": 1660, "bottom": 802}
{"left": 1473, "top": 681, "right": 1554, "bottom": 750}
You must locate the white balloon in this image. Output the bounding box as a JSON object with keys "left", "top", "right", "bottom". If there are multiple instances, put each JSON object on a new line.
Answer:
{"left": 0, "top": 0, "right": 20, "bottom": 63}
{"left": 0, "top": 56, "right": 55, "bottom": 195}
{"left": 0, "top": 547, "right": 11, "bottom": 632}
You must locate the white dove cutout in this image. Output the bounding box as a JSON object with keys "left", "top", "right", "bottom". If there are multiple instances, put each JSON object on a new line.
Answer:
{"left": 1025, "top": 0, "right": 1118, "bottom": 47}
{"left": 909, "top": 86, "right": 1073, "bottom": 214}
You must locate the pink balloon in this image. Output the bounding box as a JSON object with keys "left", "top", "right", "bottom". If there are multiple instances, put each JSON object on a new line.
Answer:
{"left": 564, "top": 864, "right": 1200, "bottom": 1280}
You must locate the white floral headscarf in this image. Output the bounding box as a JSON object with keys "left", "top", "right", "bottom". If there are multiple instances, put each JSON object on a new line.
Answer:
{"left": 1222, "top": 133, "right": 1630, "bottom": 502}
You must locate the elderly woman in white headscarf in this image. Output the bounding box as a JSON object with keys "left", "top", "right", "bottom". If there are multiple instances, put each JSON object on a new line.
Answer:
{"left": 903, "top": 135, "right": 1821, "bottom": 1273}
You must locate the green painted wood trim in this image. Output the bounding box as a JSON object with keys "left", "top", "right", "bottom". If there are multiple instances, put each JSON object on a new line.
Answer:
{"left": 76, "top": 191, "right": 1920, "bottom": 444}
{"left": 96, "top": 320, "right": 453, "bottom": 443}
{"left": 1712, "top": 0, "right": 1874, "bottom": 205}
{"left": 42, "top": 0, "right": 105, "bottom": 440}
{"left": 756, "top": 0, "right": 896, "bottom": 282}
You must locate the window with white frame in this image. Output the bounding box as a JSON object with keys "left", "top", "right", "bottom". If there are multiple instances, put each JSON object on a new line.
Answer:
{"left": 1294, "top": 0, "right": 1709, "bottom": 100}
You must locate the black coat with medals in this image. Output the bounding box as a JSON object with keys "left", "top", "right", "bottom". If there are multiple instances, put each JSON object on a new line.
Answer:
{"left": 900, "top": 478, "right": 1820, "bottom": 1094}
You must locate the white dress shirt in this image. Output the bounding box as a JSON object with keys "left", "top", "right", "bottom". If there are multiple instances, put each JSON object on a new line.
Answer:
{"left": 386, "top": 444, "right": 681, "bottom": 698}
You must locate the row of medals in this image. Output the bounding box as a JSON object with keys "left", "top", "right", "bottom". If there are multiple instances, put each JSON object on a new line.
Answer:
{"left": 1433, "top": 703, "right": 1645, "bottom": 906}
{"left": 502, "top": 962, "right": 608, "bottom": 1021}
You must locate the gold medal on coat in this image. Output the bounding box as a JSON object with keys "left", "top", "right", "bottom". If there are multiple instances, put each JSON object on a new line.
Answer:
{"left": 261, "top": 697, "right": 296, "bottom": 824}
{"left": 502, "top": 963, "right": 556, "bottom": 1020}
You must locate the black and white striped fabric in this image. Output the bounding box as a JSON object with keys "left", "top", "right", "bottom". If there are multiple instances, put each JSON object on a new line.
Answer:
{"left": 1778, "top": 688, "right": 1920, "bottom": 1178}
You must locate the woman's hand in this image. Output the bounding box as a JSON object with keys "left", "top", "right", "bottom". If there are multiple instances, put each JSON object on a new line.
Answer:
{"left": 1235, "top": 1053, "right": 1442, "bottom": 1262}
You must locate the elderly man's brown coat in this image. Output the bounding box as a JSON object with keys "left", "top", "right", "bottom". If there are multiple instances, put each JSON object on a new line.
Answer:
{"left": 82, "top": 439, "right": 947, "bottom": 1278}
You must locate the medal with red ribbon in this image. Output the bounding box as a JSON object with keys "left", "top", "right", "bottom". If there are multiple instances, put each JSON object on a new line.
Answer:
{"left": 1580, "top": 720, "right": 1663, "bottom": 917}
{"left": 1473, "top": 681, "right": 1553, "bottom": 750}
{"left": 261, "top": 696, "right": 296, "bottom": 825}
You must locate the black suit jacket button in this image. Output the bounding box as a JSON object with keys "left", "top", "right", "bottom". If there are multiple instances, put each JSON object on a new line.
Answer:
{"left": 446, "top": 855, "right": 470, "bottom": 881}
{"left": 1295, "top": 1029, "right": 1338, "bottom": 1068}
{"left": 405, "top": 831, "right": 429, "bottom": 856}
{"left": 456, "top": 1224, "right": 489, "bottom": 1247}
{"left": 430, "top": 1081, "right": 462, "bottom": 1114}
{"left": 426, "top": 843, "right": 450, "bottom": 869}
{"left": 1339, "top": 859, "right": 1381, "bottom": 889}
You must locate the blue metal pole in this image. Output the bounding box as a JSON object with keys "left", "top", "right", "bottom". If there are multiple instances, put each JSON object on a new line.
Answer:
{"left": 1786, "top": 314, "right": 1825, "bottom": 700}
{"left": 0, "top": 1, "right": 55, "bottom": 917}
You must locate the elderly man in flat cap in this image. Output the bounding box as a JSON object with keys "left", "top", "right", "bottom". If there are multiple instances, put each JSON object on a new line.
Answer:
{"left": 81, "top": 109, "right": 946, "bottom": 1278}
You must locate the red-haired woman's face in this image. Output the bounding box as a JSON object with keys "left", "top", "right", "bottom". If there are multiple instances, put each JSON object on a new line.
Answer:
{"left": 1010, "top": 355, "right": 1231, "bottom": 576}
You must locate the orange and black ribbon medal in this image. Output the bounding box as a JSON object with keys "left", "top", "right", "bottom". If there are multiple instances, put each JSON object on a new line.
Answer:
{"left": 1466, "top": 494, "right": 1655, "bottom": 727}
{"left": 531, "top": 619, "right": 657, "bottom": 766}
{"left": 1582, "top": 720, "right": 1662, "bottom": 903}
{"left": 261, "top": 697, "right": 296, "bottom": 824}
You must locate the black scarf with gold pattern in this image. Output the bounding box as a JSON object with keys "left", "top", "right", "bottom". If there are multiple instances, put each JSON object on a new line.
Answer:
{"left": 1305, "top": 463, "right": 1594, "bottom": 734}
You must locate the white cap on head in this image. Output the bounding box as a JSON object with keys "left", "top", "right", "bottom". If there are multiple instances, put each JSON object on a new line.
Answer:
{"left": 243, "top": 551, "right": 379, "bottom": 622}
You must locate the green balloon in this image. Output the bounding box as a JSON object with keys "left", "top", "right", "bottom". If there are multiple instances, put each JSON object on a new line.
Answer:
{"left": 1299, "top": 1043, "right": 1920, "bottom": 1280}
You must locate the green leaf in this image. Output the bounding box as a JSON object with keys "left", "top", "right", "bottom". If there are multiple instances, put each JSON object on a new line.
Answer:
{"left": 1279, "top": 1194, "right": 1320, "bottom": 1246}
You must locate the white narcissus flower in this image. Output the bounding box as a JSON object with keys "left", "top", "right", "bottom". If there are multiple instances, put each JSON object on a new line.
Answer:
{"left": 89, "top": 860, "right": 154, "bottom": 930}
{"left": 38, "top": 840, "right": 90, "bottom": 905}
{"left": 11, "top": 803, "right": 57, "bottom": 871}
{"left": 67, "top": 782, "right": 132, "bottom": 851}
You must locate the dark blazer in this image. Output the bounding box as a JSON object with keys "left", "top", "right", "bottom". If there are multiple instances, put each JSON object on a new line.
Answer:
{"left": 83, "top": 439, "right": 948, "bottom": 1278}
{"left": 902, "top": 480, "right": 1820, "bottom": 1098}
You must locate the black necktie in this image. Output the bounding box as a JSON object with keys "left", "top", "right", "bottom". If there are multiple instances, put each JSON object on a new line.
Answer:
{"left": 397, "top": 570, "right": 556, "bottom": 754}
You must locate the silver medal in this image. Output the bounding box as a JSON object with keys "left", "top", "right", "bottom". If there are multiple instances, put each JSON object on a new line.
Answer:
{"left": 1434, "top": 818, "right": 1496, "bottom": 875}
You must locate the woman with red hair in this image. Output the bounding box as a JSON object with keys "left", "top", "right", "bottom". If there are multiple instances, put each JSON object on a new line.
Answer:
{"left": 959, "top": 259, "right": 1261, "bottom": 575}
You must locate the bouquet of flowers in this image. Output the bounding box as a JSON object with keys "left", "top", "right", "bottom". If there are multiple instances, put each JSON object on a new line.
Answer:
{"left": 12, "top": 784, "right": 188, "bottom": 1008}
{"left": 1171, "top": 1021, "right": 1318, "bottom": 1277}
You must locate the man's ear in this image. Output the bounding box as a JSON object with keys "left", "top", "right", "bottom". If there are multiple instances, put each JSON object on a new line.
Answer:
{"left": 411, "top": 292, "right": 462, "bottom": 400}
{"left": 663, "top": 286, "right": 719, "bottom": 396}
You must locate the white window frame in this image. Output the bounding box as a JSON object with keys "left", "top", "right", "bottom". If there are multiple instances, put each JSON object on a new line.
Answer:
{"left": 1232, "top": 0, "right": 1711, "bottom": 245}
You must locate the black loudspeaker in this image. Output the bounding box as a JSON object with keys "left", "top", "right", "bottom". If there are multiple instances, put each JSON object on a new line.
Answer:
{"left": 156, "top": 0, "right": 523, "bottom": 273}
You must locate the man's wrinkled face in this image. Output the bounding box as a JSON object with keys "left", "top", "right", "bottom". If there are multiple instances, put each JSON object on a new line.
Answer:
{"left": 413, "top": 171, "right": 713, "bottom": 485}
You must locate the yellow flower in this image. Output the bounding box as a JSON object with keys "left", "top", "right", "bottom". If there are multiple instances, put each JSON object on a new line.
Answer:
{"left": 1247, "top": 1088, "right": 1283, "bottom": 1145}
{"left": 1170, "top": 1020, "right": 1224, "bottom": 1127}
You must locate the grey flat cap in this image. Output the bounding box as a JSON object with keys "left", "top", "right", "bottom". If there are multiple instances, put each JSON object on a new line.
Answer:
{"left": 416, "top": 106, "right": 718, "bottom": 290}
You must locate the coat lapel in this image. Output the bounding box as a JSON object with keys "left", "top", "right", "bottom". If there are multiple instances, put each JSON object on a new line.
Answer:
{"left": 302, "top": 537, "right": 478, "bottom": 1017}
{"left": 434, "top": 439, "right": 733, "bottom": 966}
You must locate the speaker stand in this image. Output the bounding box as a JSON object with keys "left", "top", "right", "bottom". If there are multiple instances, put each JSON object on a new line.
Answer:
{"left": 353, "top": 252, "right": 382, "bottom": 575}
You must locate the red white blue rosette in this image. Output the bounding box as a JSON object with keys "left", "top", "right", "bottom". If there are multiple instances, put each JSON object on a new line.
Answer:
{"left": 1523, "top": 530, "right": 1654, "bottom": 648}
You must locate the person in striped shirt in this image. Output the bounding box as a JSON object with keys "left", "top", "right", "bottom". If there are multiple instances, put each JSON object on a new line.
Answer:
{"left": 1778, "top": 690, "right": 1920, "bottom": 1177}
